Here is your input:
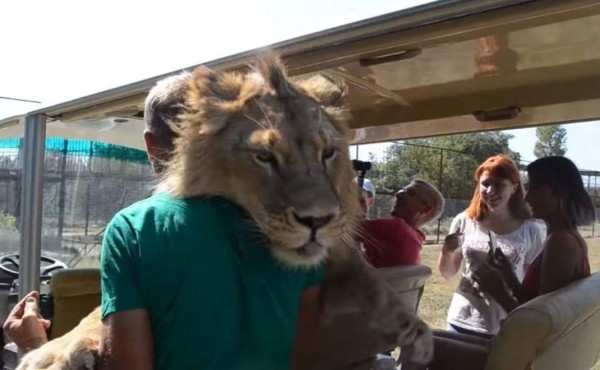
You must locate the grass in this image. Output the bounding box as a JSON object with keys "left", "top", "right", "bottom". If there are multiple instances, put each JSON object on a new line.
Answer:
{"left": 418, "top": 237, "right": 600, "bottom": 369}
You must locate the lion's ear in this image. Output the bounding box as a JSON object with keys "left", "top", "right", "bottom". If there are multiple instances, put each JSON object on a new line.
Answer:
{"left": 296, "top": 74, "right": 348, "bottom": 108}
{"left": 183, "top": 66, "right": 247, "bottom": 135}
{"left": 296, "top": 74, "right": 351, "bottom": 133}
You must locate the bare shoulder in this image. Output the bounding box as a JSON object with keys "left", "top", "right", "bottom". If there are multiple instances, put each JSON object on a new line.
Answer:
{"left": 544, "top": 230, "right": 584, "bottom": 261}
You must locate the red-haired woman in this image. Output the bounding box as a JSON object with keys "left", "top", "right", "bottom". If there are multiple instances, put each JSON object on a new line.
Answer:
{"left": 437, "top": 155, "right": 545, "bottom": 337}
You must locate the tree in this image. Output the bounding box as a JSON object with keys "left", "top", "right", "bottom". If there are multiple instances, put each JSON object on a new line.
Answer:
{"left": 534, "top": 125, "right": 567, "bottom": 158}
{"left": 368, "top": 132, "right": 520, "bottom": 200}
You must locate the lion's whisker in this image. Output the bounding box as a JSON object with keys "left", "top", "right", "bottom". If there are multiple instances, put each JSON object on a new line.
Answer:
{"left": 243, "top": 113, "right": 268, "bottom": 129}
{"left": 255, "top": 100, "right": 274, "bottom": 129}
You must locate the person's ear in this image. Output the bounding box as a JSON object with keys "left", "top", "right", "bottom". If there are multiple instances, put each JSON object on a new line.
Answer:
{"left": 144, "top": 131, "right": 159, "bottom": 160}
{"left": 367, "top": 197, "right": 375, "bottom": 208}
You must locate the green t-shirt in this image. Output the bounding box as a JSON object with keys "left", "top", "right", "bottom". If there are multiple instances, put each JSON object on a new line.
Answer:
{"left": 101, "top": 193, "right": 324, "bottom": 370}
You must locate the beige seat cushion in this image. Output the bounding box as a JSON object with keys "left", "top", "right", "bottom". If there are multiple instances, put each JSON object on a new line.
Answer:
{"left": 486, "top": 272, "right": 600, "bottom": 370}
{"left": 49, "top": 268, "right": 101, "bottom": 339}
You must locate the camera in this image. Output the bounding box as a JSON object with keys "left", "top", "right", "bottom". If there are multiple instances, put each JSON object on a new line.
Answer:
{"left": 352, "top": 160, "right": 372, "bottom": 173}
{"left": 352, "top": 160, "right": 372, "bottom": 188}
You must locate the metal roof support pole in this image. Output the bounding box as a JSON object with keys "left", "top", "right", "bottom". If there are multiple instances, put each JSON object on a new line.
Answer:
{"left": 18, "top": 114, "right": 46, "bottom": 299}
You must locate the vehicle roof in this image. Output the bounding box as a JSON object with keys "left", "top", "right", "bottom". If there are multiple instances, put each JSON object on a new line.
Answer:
{"left": 2, "top": 0, "right": 599, "bottom": 149}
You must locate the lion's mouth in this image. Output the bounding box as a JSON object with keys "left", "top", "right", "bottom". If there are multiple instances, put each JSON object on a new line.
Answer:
{"left": 296, "top": 241, "right": 323, "bottom": 257}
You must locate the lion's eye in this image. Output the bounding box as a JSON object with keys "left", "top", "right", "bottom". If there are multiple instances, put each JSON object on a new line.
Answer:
{"left": 321, "top": 147, "right": 337, "bottom": 163}
{"left": 254, "top": 151, "right": 277, "bottom": 167}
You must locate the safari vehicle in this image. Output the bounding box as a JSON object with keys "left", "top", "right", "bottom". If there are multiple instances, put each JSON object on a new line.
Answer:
{"left": 2, "top": 0, "right": 600, "bottom": 369}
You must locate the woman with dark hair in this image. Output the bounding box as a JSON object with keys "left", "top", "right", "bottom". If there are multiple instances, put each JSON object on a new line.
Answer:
{"left": 472, "top": 156, "right": 594, "bottom": 312}
{"left": 438, "top": 155, "right": 545, "bottom": 337}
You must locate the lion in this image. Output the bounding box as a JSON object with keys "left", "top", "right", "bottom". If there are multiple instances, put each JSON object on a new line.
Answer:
{"left": 16, "top": 54, "right": 433, "bottom": 370}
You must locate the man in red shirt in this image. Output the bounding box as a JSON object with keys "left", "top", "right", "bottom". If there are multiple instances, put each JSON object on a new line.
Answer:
{"left": 363, "top": 180, "right": 444, "bottom": 267}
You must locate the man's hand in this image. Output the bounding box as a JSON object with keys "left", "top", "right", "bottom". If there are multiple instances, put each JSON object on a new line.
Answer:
{"left": 3, "top": 291, "right": 50, "bottom": 354}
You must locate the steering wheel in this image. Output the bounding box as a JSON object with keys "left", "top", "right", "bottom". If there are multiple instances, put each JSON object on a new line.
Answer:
{"left": 0, "top": 254, "right": 68, "bottom": 279}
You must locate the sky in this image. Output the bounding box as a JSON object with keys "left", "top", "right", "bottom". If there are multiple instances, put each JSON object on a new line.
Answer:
{"left": 2, "top": 0, "right": 600, "bottom": 171}
{"left": 354, "top": 121, "right": 600, "bottom": 172}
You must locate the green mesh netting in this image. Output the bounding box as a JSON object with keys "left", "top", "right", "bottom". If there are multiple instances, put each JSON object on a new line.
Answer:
{"left": 0, "top": 138, "right": 148, "bottom": 164}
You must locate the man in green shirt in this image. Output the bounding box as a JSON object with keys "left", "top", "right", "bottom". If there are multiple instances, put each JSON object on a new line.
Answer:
{"left": 101, "top": 193, "right": 323, "bottom": 370}
{"left": 98, "top": 71, "right": 327, "bottom": 370}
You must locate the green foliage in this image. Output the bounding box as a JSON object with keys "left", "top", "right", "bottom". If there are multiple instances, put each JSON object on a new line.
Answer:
{"left": 534, "top": 125, "right": 567, "bottom": 158}
{"left": 0, "top": 211, "right": 17, "bottom": 231}
{"left": 368, "top": 132, "right": 520, "bottom": 200}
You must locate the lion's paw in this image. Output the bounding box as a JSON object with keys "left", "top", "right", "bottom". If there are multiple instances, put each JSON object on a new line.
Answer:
{"left": 16, "top": 337, "right": 99, "bottom": 370}
{"left": 396, "top": 318, "right": 434, "bottom": 366}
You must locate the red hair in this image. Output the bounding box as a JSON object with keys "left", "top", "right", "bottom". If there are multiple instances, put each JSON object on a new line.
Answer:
{"left": 466, "top": 155, "right": 530, "bottom": 221}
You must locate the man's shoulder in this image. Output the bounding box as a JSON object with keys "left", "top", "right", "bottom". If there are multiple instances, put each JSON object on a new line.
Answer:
{"left": 110, "top": 193, "right": 244, "bottom": 232}
{"left": 363, "top": 218, "right": 414, "bottom": 238}
{"left": 364, "top": 217, "right": 409, "bottom": 229}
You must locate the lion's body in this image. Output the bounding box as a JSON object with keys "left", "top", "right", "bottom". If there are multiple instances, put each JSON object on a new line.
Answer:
{"left": 15, "top": 54, "right": 433, "bottom": 370}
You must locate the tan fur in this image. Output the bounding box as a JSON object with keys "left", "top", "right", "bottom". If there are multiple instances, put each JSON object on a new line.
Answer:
{"left": 164, "top": 54, "right": 361, "bottom": 266}
{"left": 17, "top": 54, "right": 433, "bottom": 368}
{"left": 17, "top": 307, "right": 101, "bottom": 370}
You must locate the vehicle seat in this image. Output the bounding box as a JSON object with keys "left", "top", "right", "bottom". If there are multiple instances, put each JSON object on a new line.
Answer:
{"left": 485, "top": 271, "right": 600, "bottom": 370}
{"left": 375, "top": 264, "right": 432, "bottom": 313}
{"left": 49, "top": 268, "right": 101, "bottom": 339}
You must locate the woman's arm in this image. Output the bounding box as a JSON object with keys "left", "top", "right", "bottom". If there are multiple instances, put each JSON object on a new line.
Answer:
{"left": 490, "top": 249, "right": 524, "bottom": 299}
{"left": 438, "top": 246, "right": 463, "bottom": 280}
{"left": 472, "top": 262, "right": 521, "bottom": 313}
{"left": 438, "top": 215, "right": 465, "bottom": 280}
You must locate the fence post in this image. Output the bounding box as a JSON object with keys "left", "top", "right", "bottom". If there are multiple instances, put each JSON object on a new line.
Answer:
{"left": 18, "top": 114, "right": 46, "bottom": 299}
{"left": 57, "top": 139, "right": 68, "bottom": 240}
{"left": 436, "top": 149, "right": 444, "bottom": 244}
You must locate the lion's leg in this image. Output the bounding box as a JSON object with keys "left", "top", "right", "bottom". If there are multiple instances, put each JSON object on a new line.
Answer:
{"left": 14, "top": 307, "right": 102, "bottom": 370}
{"left": 321, "top": 247, "right": 434, "bottom": 366}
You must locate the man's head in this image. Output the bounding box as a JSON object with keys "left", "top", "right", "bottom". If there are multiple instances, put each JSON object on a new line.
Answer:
{"left": 143, "top": 72, "right": 190, "bottom": 173}
{"left": 391, "top": 180, "right": 444, "bottom": 228}
{"left": 361, "top": 178, "right": 376, "bottom": 217}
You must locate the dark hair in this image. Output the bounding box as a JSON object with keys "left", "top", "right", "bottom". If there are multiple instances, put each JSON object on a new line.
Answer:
{"left": 526, "top": 156, "right": 595, "bottom": 227}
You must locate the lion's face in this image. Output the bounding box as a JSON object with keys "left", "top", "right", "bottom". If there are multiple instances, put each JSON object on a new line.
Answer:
{"left": 165, "top": 56, "right": 361, "bottom": 267}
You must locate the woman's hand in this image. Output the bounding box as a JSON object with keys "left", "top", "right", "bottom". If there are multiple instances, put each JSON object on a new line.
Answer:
{"left": 472, "top": 261, "right": 507, "bottom": 298}
{"left": 442, "top": 232, "right": 463, "bottom": 254}
{"left": 472, "top": 261, "right": 521, "bottom": 313}
{"left": 489, "top": 248, "right": 522, "bottom": 293}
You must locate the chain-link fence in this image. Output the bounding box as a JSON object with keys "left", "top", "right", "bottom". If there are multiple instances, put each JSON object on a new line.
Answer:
{"left": 0, "top": 138, "right": 155, "bottom": 265}
{"left": 359, "top": 142, "right": 600, "bottom": 243}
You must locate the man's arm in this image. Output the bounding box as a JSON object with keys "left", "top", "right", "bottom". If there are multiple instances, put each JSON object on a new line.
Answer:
{"left": 99, "top": 310, "right": 154, "bottom": 370}
{"left": 3, "top": 291, "right": 50, "bottom": 355}
{"left": 100, "top": 213, "right": 154, "bottom": 369}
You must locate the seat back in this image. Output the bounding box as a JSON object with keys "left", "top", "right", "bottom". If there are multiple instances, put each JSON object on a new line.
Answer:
{"left": 49, "top": 268, "right": 101, "bottom": 339}
{"left": 375, "top": 264, "right": 432, "bottom": 313}
{"left": 485, "top": 272, "right": 600, "bottom": 370}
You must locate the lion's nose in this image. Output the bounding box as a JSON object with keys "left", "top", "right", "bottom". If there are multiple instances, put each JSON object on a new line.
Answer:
{"left": 293, "top": 213, "right": 335, "bottom": 231}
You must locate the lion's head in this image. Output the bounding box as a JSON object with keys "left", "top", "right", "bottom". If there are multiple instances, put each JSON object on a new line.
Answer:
{"left": 163, "top": 54, "right": 361, "bottom": 267}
